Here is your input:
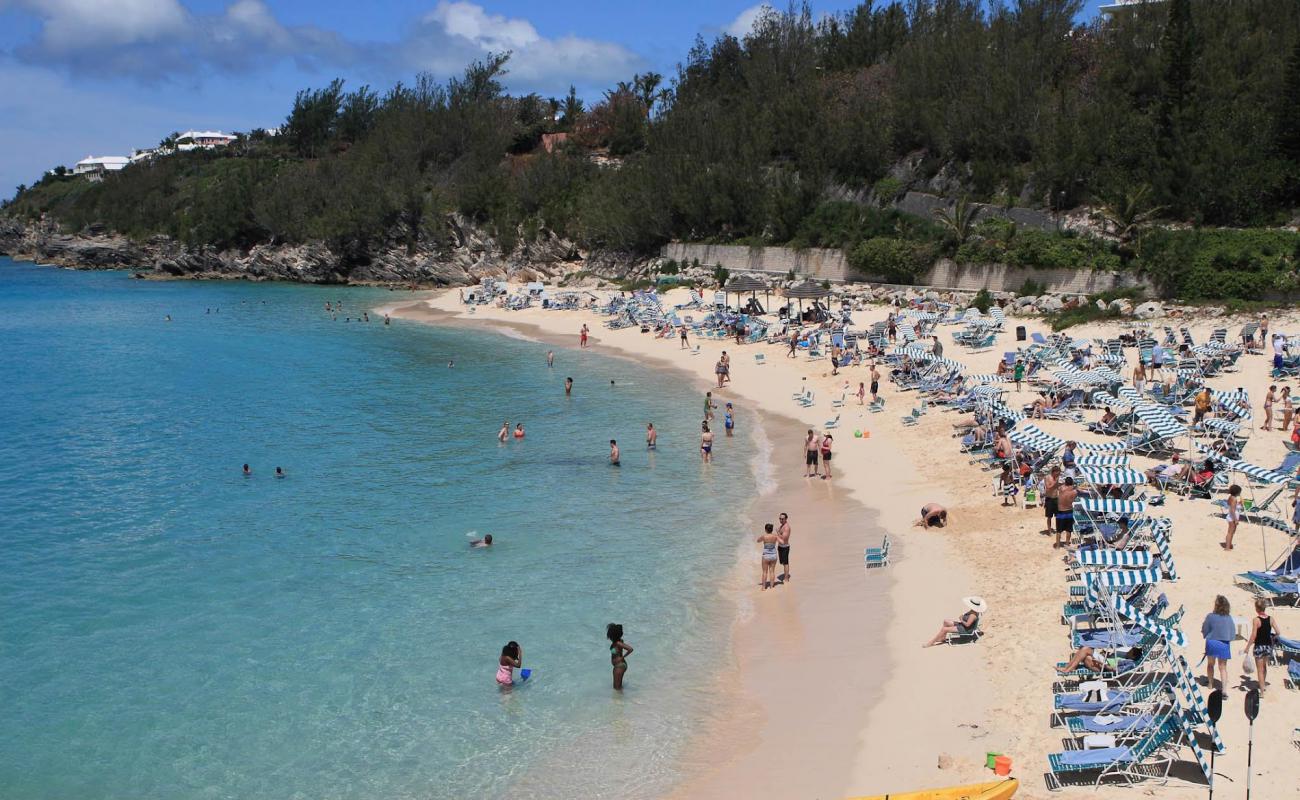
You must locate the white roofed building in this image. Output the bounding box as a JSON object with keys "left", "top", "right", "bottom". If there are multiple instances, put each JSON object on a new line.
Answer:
{"left": 1100, "top": 0, "right": 1166, "bottom": 13}
{"left": 73, "top": 156, "right": 129, "bottom": 182}
{"left": 175, "top": 130, "right": 237, "bottom": 151}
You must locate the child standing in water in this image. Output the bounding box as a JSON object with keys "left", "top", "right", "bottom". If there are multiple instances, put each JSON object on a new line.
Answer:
{"left": 496, "top": 641, "right": 523, "bottom": 687}
{"left": 607, "top": 623, "right": 633, "bottom": 690}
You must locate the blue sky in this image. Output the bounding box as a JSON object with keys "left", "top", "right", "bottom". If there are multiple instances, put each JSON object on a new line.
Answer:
{"left": 0, "top": 1, "right": 1111, "bottom": 199}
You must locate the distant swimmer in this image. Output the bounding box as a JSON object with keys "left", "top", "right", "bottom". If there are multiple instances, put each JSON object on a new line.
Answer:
{"left": 363, "top": 312, "right": 369, "bottom": 322}
{"left": 565, "top": 377, "right": 573, "bottom": 396}
{"left": 919, "top": 504, "right": 948, "bottom": 528}
{"left": 470, "top": 534, "right": 493, "bottom": 548}
{"left": 609, "top": 439, "right": 620, "bottom": 466}
{"left": 646, "top": 423, "right": 657, "bottom": 449}
{"left": 547, "top": 350, "right": 554, "bottom": 367}
{"left": 206, "top": 308, "right": 211, "bottom": 314}
{"left": 448, "top": 360, "right": 454, "bottom": 368}
{"left": 165, "top": 315, "right": 171, "bottom": 322}
{"left": 275, "top": 467, "right": 285, "bottom": 478}
{"left": 325, "top": 302, "right": 332, "bottom": 312}
{"left": 700, "top": 422, "right": 714, "bottom": 463}
{"left": 242, "top": 463, "right": 252, "bottom": 476}
{"left": 610, "top": 380, "right": 616, "bottom": 387}
{"left": 497, "top": 641, "right": 523, "bottom": 687}
{"left": 513, "top": 423, "right": 525, "bottom": 439}
{"left": 499, "top": 422, "right": 510, "bottom": 443}
{"left": 384, "top": 314, "right": 390, "bottom": 325}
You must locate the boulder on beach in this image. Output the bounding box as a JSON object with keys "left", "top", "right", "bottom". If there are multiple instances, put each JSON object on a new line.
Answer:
{"left": 1133, "top": 301, "right": 1164, "bottom": 319}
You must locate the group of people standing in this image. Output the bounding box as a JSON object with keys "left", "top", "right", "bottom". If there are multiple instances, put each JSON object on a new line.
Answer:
{"left": 803, "top": 429, "right": 835, "bottom": 479}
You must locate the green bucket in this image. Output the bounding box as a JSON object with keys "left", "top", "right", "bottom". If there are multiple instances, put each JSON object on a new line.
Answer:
{"left": 986, "top": 751, "right": 1003, "bottom": 770}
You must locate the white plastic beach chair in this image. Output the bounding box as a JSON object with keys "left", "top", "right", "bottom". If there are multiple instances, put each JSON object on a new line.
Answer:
{"left": 824, "top": 414, "right": 840, "bottom": 429}
{"left": 754, "top": 353, "right": 766, "bottom": 365}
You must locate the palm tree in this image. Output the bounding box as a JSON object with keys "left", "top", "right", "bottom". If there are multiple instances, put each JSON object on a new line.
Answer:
{"left": 932, "top": 195, "right": 978, "bottom": 245}
{"left": 1094, "top": 184, "right": 1164, "bottom": 257}
{"left": 633, "top": 72, "right": 665, "bottom": 116}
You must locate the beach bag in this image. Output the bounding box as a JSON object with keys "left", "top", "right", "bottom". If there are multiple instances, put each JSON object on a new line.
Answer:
{"left": 1241, "top": 654, "right": 1255, "bottom": 675}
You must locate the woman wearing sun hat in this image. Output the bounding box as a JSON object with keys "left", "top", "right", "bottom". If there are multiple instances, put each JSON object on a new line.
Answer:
{"left": 923, "top": 596, "right": 987, "bottom": 647}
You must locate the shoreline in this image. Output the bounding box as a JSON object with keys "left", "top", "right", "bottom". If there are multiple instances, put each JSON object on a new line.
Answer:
{"left": 388, "top": 291, "right": 997, "bottom": 797}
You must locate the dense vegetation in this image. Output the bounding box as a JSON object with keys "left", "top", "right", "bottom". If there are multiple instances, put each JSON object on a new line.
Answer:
{"left": 5, "top": 0, "right": 1300, "bottom": 298}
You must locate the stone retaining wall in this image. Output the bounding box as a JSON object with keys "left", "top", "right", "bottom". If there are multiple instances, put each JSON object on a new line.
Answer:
{"left": 660, "top": 243, "right": 1152, "bottom": 294}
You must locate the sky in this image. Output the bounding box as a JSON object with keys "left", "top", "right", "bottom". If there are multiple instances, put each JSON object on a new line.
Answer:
{"left": 0, "top": 1, "right": 1112, "bottom": 199}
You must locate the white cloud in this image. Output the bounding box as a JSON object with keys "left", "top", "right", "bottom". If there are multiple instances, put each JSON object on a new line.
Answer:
{"left": 725, "top": 3, "right": 773, "bottom": 38}
{"left": 399, "top": 1, "right": 641, "bottom": 92}
{"left": 7, "top": 0, "right": 191, "bottom": 51}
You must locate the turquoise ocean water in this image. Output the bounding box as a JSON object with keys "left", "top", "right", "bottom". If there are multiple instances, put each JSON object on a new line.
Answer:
{"left": 0, "top": 258, "right": 761, "bottom": 799}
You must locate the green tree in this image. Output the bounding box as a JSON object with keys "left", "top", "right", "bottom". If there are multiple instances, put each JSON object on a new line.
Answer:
{"left": 1155, "top": 0, "right": 1199, "bottom": 213}
{"left": 559, "top": 86, "right": 584, "bottom": 130}
{"left": 1277, "top": 38, "right": 1300, "bottom": 201}
{"left": 931, "top": 196, "right": 978, "bottom": 245}
{"left": 284, "top": 78, "right": 345, "bottom": 158}
{"left": 1094, "top": 184, "right": 1164, "bottom": 259}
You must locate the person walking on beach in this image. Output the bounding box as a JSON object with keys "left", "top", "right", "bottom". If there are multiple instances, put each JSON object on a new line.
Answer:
{"left": 715, "top": 357, "right": 726, "bottom": 388}
{"left": 565, "top": 377, "right": 573, "bottom": 396}
{"left": 857, "top": 381, "right": 866, "bottom": 405}
{"left": 720, "top": 351, "right": 731, "bottom": 385}
{"left": 547, "top": 350, "right": 554, "bottom": 367}
{"left": 804, "top": 430, "right": 820, "bottom": 477}
{"left": 1202, "top": 596, "right": 1234, "bottom": 690}
{"left": 1013, "top": 359, "right": 1024, "bottom": 392}
{"left": 724, "top": 403, "right": 735, "bottom": 437}
{"left": 1054, "top": 477, "right": 1077, "bottom": 548}
{"left": 932, "top": 335, "right": 943, "bottom": 359}
{"left": 609, "top": 439, "right": 620, "bottom": 466}
{"left": 646, "top": 423, "right": 657, "bottom": 449}
{"left": 1244, "top": 598, "right": 1280, "bottom": 696}
{"left": 870, "top": 362, "right": 881, "bottom": 403}
{"left": 497, "top": 641, "right": 523, "bottom": 687}
{"left": 498, "top": 421, "right": 510, "bottom": 443}
{"left": 1280, "top": 386, "right": 1294, "bottom": 432}
{"left": 680, "top": 326, "right": 689, "bottom": 349}
{"left": 1193, "top": 387, "right": 1212, "bottom": 425}
{"left": 1042, "top": 465, "right": 1061, "bottom": 536}
{"left": 607, "top": 623, "right": 634, "bottom": 690}
{"left": 757, "top": 522, "right": 780, "bottom": 590}
{"left": 703, "top": 392, "right": 716, "bottom": 421}
{"left": 1132, "top": 361, "right": 1146, "bottom": 396}
{"left": 580, "top": 324, "right": 589, "bottom": 348}
{"left": 1222, "top": 484, "right": 1242, "bottom": 550}
{"left": 700, "top": 422, "right": 714, "bottom": 463}
{"left": 820, "top": 433, "right": 834, "bottom": 480}
{"left": 777, "top": 512, "right": 792, "bottom": 583}
{"left": 787, "top": 330, "right": 799, "bottom": 358}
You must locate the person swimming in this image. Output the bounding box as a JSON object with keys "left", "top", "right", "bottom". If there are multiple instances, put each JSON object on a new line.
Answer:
{"left": 498, "top": 422, "right": 510, "bottom": 443}
{"left": 274, "top": 467, "right": 285, "bottom": 478}
{"left": 242, "top": 463, "right": 251, "bottom": 476}
{"left": 470, "top": 534, "right": 493, "bottom": 548}
{"left": 565, "top": 377, "right": 573, "bottom": 396}
{"left": 513, "top": 424, "right": 525, "bottom": 439}
{"left": 496, "top": 641, "right": 522, "bottom": 687}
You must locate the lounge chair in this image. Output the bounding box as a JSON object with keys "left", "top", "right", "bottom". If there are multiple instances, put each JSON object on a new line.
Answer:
{"left": 868, "top": 397, "right": 885, "bottom": 413}
{"left": 901, "top": 408, "right": 923, "bottom": 427}
{"left": 1044, "top": 716, "right": 1182, "bottom": 790}
{"left": 945, "top": 615, "right": 983, "bottom": 645}
{"left": 754, "top": 353, "right": 766, "bottom": 365}
{"left": 864, "top": 535, "right": 891, "bottom": 568}
{"left": 824, "top": 415, "right": 840, "bottom": 430}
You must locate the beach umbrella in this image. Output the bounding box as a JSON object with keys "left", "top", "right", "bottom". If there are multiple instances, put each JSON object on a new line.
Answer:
{"left": 783, "top": 280, "right": 830, "bottom": 317}
{"left": 1109, "top": 591, "right": 1187, "bottom": 648}
{"left": 1077, "top": 467, "right": 1147, "bottom": 487}
{"left": 1077, "top": 549, "right": 1154, "bottom": 568}
{"left": 1076, "top": 454, "right": 1130, "bottom": 468}
{"left": 1075, "top": 497, "right": 1146, "bottom": 516}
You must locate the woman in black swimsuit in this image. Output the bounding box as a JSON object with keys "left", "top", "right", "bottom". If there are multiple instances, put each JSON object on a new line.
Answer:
{"left": 607, "top": 623, "right": 634, "bottom": 690}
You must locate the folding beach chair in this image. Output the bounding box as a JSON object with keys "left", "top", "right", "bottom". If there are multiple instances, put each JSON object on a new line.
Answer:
{"left": 864, "top": 535, "right": 891, "bottom": 568}
{"left": 754, "top": 353, "right": 766, "bottom": 365}
{"left": 1044, "top": 714, "right": 1182, "bottom": 790}
{"left": 945, "top": 616, "right": 982, "bottom": 645}
{"left": 823, "top": 415, "right": 840, "bottom": 430}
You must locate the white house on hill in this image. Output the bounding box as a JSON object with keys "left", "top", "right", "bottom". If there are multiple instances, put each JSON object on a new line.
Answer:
{"left": 73, "top": 155, "right": 129, "bottom": 182}
{"left": 175, "top": 130, "right": 236, "bottom": 151}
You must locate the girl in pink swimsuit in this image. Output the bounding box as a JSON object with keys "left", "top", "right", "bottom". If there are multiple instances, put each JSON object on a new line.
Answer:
{"left": 497, "top": 641, "right": 522, "bottom": 687}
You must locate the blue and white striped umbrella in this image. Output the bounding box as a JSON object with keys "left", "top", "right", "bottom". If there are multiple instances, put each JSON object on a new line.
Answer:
{"left": 1173, "top": 655, "right": 1226, "bottom": 755}
{"left": 1116, "top": 386, "right": 1145, "bottom": 405}
{"left": 1109, "top": 593, "right": 1187, "bottom": 648}
{"left": 1079, "top": 439, "right": 1130, "bottom": 453}
{"left": 970, "top": 384, "right": 1003, "bottom": 396}
{"left": 1090, "top": 389, "right": 1127, "bottom": 408}
{"left": 1201, "top": 418, "right": 1240, "bottom": 435}
{"left": 1076, "top": 454, "right": 1130, "bottom": 467}
{"left": 1077, "top": 467, "right": 1148, "bottom": 486}
{"left": 1098, "top": 353, "right": 1127, "bottom": 366}
{"left": 1077, "top": 549, "right": 1154, "bottom": 568}
{"left": 967, "top": 374, "right": 1006, "bottom": 384}
{"left": 1086, "top": 566, "right": 1162, "bottom": 590}
{"left": 934, "top": 356, "right": 965, "bottom": 373}
{"left": 1009, "top": 424, "right": 1064, "bottom": 452}
{"left": 1220, "top": 457, "right": 1295, "bottom": 485}
{"left": 1092, "top": 366, "right": 1124, "bottom": 383}
{"left": 1154, "top": 525, "right": 1178, "bottom": 581}
{"left": 1211, "top": 389, "right": 1252, "bottom": 420}
{"left": 1075, "top": 497, "right": 1146, "bottom": 516}
{"left": 1135, "top": 404, "right": 1186, "bottom": 439}
{"left": 891, "top": 345, "right": 930, "bottom": 360}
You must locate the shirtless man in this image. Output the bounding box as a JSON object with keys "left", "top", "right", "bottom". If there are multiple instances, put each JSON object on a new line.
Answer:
{"left": 870, "top": 362, "right": 881, "bottom": 402}
{"left": 646, "top": 423, "right": 657, "bottom": 449}
{"left": 700, "top": 422, "right": 715, "bottom": 463}
{"left": 1055, "top": 477, "right": 1078, "bottom": 548}
{"left": 565, "top": 377, "right": 573, "bottom": 396}
{"left": 580, "top": 324, "right": 590, "bottom": 348}
{"left": 919, "top": 503, "right": 947, "bottom": 528}
{"left": 546, "top": 350, "right": 554, "bottom": 367}
{"left": 609, "top": 439, "right": 620, "bottom": 466}
{"left": 498, "top": 421, "right": 510, "bottom": 443}
{"left": 804, "top": 429, "right": 820, "bottom": 477}
{"left": 1042, "top": 465, "right": 1061, "bottom": 535}
{"left": 777, "top": 512, "right": 792, "bottom": 583}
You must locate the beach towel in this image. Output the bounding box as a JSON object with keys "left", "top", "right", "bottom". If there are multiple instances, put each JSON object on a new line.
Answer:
{"left": 1055, "top": 746, "right": 1131, "bottom": 767}
{"left": 1081, "top": 714, "right": 1153, "bottom": 733}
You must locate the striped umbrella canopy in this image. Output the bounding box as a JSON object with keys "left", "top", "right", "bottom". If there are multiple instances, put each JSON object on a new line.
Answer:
{"left": 1069, "top": 338, "right": 1090, "bottom": 350}
{"left": 1134, "top": 404, "right": 1186, "bottom": 439}
{"left": 1110, "top": 592, "right": 1188, "bottom": 648}
{"left": 1053, "top": 370, "right": 1094, "bottom": 388}
{"left": 1098, "top": 353, "right": 1127, "bottom": 366}
{"left": 1117, "top": 386, "right": 1144, "bottom": 405}
{"left": 1211, "top": 389, "right": 1252, "bottom": 420}
{"left": 1077, "top": 454, "right": 1131, "bottom": 467}
{"left": 1077, "top": 467, "right": 1148, "bottom": 486}
{"left": 1078, "top": 439, "right": 1130, "bottom": 453}
{"left": 901, "top": 310, "right": 940, "bottom": 322}
{"left": 970, "top": 384, "right": 1004, "bottom": 396}
{"left": 1085, "top": 566, "right": 1162, "bottom": 590}
{"left": 1077, "top": 549, "right": 1154, "bottom": 568}
{"left": 967, "top": 374, "right": 1007, "bottom": 384}
{"left": 934, "top": 356, "right": 965, "bottom": 373}
{"left": 1154, "top": 526, "right": 1178, "bottom": 581}
{"left": 1010, "top": 424, "right": 1065, "bottom": 452}
{"left": 1219, "top": 457, "right": 1295, "bottom": 485}
{"left": 1173, "top": 655, "right": 1226, "bottom": 755}
{"left": 1201, "top": 418, "right": 1240, "bottom": 435}
{"left": 891, "top": 345, "right": 930, "bottom": 360}
{"left": 1090, "top": 389, "right": 1128, "bottom": 409}
{"left": 1075, "top": 497, "right": 1146, "bottom": 516}
{"left": 1092, "top": 365, "right": 1124, "bottom": 383}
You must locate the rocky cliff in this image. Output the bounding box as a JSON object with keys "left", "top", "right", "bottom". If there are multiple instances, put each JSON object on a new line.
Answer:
{"left": 0, "top": 216, "right": 650, "bottom": 287}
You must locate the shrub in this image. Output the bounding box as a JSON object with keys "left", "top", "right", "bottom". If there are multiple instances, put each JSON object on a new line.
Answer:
{"left": 971, "top": 288, "right": 993, "bottom": 313}
{"left": 1138, "top": 228, "right": 1300, "bottom": 300}
{"left": 1017, "top": 277, "right": 1046, "bottom": 297}
{"left": 847, "top": 237, "right": 937, "bottom": 284}
{"left": 1046, "top": 305, "right": 1119, "bottom": 331}
{"left": 872, "top": 176, "right": 903, "bottom": 202}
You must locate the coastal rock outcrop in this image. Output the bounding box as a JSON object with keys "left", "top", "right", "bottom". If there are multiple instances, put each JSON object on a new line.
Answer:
{"left": 0, "top": 214, "right": 647, "bottom": 288}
